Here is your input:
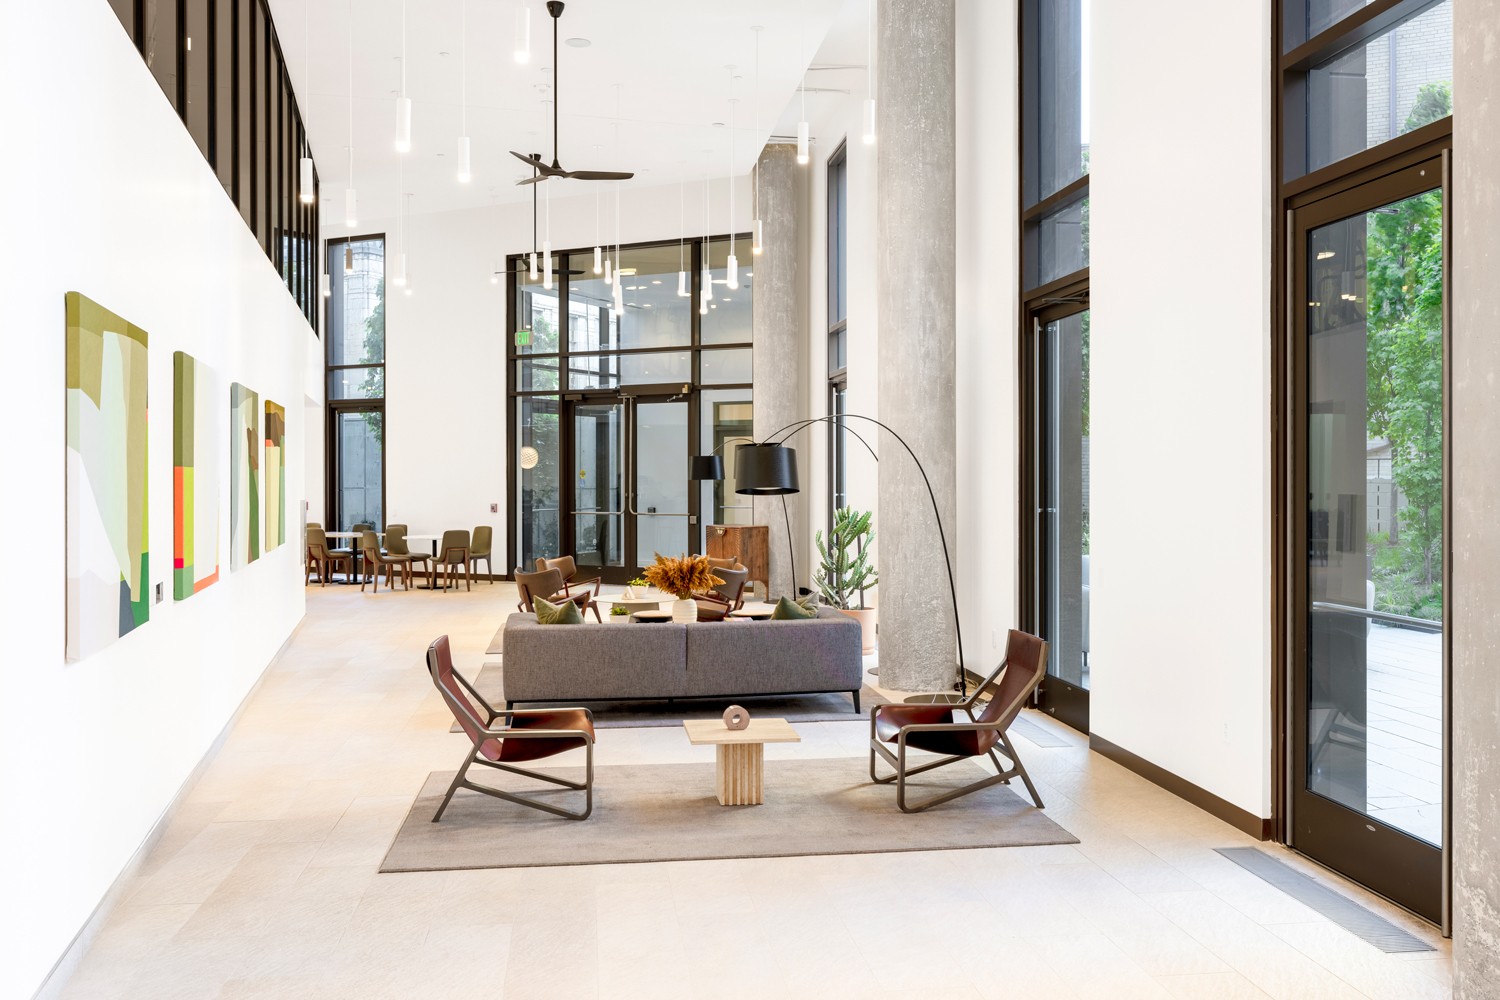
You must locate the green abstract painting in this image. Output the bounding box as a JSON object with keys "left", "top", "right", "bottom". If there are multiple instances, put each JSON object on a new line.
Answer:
{"left": 174, "top": 352, "right": 221, "bottom": 600}
{"left": 264, "top": 400, "right": 286, "bottom": 550}
{"left": 231, "top": 383, "right": 260, "bottom": 568}
{"left": 66, "top": 292, "right": 149, "bottom": 661}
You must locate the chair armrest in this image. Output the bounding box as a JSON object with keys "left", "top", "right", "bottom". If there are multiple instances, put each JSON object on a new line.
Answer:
{"left": 562, "top": 576, "right": 604, "bottom": 599}
{"left": 896, "top": 720, "right": 1005, "bottom": 738}
{"left": 489, "top": 706, "right": 596, "bottom": 723}
{"left": 479, "top": 726, "right": 595, "bottom": 745}
{"left": 453, "top": 669, "right": 499, "bottom": 720}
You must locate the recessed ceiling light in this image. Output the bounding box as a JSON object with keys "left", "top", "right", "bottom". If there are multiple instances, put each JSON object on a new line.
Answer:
{"left": 565, "top": 37, "right": 591, "bottom": 48}
{"left": 650, "top": 279, "right": 662, "bottom": 285}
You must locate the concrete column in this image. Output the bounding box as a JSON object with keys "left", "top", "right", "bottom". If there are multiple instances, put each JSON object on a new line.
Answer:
{"left": 751, "top": 143, "right": 808, "bottom": 600}
{"left": 1453, "top": 4, "right": 1500, "bottom": 994}
{"left": 875, "top": 0, "right": 957, "bottom": 692}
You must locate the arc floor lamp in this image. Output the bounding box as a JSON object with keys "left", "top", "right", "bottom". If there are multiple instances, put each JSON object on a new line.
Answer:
{"left": 694, "top": 414, "right": 967, "bottom": 698}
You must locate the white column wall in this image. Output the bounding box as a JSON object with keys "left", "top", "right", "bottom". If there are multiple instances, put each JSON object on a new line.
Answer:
{"left": 1089, "top": 0, "right": 1275, "bottom": 816}
{"left": 0, "top": 3, "right": 317, "bottom": 996}
{"left": 323, "top": 179, "right": 751, "bottom": 573}
{"left": 956, "top": 0, "right": 1021, "bottom": 670}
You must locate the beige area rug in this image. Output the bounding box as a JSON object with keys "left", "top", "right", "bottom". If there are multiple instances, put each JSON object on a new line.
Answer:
{"left": 379, "top": 756, "right": 1076, "bottom": 872}
{"left": 448, "top": 662, "right": 886, "bottom": 729}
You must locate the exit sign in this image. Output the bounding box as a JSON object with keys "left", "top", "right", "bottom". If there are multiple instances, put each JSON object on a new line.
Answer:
{"left": 514, "top": 328, "right": 533, "bottom": 347}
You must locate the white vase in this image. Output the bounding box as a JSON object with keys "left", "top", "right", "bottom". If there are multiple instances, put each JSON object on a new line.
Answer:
{"left": 672, "top": 598, "right": 697, "bottom": 623}
{"left": 621, "top": 585, "right": 636, "bottom": 600}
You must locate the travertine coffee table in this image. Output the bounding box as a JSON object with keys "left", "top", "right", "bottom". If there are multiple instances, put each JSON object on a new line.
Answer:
{"left": 683, "top": 717, "right": 802, "bottom": 806}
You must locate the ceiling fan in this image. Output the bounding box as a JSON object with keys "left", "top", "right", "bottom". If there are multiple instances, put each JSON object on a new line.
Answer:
{"left": 497, "top": 154, "right": 585, "bottom": 278}
{"left": 510, "top": 1, "right": 635, "bottom": 185}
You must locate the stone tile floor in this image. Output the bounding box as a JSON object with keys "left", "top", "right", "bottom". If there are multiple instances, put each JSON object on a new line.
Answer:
{"left": 57, "top": 583, "right": 1452, "bottom": 999}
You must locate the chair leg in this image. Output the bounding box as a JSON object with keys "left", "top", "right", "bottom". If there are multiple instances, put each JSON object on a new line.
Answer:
{"left": 432, "top": 752, "right": 475, "bottom": 822}
{"left": 999, "top": 733, "right": 1044, "bottom": 808}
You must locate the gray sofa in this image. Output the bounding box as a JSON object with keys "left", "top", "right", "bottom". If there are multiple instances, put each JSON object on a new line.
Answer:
{"left": 500, "top": 607, "right": 865, "bottom": 711}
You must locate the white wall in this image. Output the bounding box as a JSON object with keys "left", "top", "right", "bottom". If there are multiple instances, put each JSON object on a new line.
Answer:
{"left": 1088, "top": 0, "right": 1274, "bottom": 817}
{"left": 330, "top": 178, "right": 752, "bottom": 572}
{"left": 0, "top": 3, "right": 316, "bottom": 996}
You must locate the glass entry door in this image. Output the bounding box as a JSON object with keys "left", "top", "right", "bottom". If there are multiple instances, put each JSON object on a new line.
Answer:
{"left": 569, "top": 399, "right": 625, "bottom": 577}
{"left": 1033, "top": 304, "right": 1091, "bottom": 733}
{"left": 1291, "top": 158, "right": 1446, "bottom": 922}
{"left": 562, "top": 393, "right": 693, "bottom": 583}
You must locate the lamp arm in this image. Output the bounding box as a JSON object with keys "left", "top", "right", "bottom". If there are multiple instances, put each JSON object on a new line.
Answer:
{"left": 763, "top": 413, "right": 966, "bottom": 696}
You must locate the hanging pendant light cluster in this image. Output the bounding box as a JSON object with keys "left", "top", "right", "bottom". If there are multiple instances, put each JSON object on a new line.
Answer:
{"left": 725, "top": 68, "right": 739, "bottom": 292}
{"left": 343, "top": 0, "right": 357, "bottom": 228}
{"left": 394, "top": 0, "right": 411, "bottom": 153}
{"left": 299, "top": 2, "right": 315, "bottom": 204}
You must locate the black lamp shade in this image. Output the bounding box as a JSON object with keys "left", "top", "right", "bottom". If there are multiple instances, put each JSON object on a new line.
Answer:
{"left": 690, "top": 455, "right": 724, "bottom": 481}
{"left": 734, "top": 443, "right": 800, "bottom": 495}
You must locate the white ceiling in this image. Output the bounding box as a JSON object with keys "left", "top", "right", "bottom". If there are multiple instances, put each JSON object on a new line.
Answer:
{"left": 267, "top": 0, "right": 852, "bottom": 222}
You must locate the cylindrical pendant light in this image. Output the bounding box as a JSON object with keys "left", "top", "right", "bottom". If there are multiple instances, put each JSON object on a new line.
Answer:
{"left": 604, "top": 257, "right": 612, "bottom": 285}
{"left": 344, "top": 244, "right": 355, "bottom": 274}
{"left": 593, "top": 245, "right": 602, "bottom": 274}
{"left": 796, "top": 73, "right": 809, "bottom": 165}
{"left": 320, "top": 273, "right": 332, "bottom": 297}
{"left": 514, "top": 6, "right": 530, "bottom": 64}
{"left": 529, "top": 251, "right": 538, "bottom": 280}
{"left": 862, "top": 0, "right": 876, "bottom": 145}
{"left": 300, "top": 156, "right": 315, "bottom": 204}
{"left": 395, "top": 96, "right": 411, "bottom": 154}
{"left": 543, "top": 244, "right": 552, "bottom": 290}
{"left": 678, "top": 269, "right": 688, "bottom": 297}
{"left": 394, "top": 0, "right": 411, "bottom": 153}
{"left": 752, "top": 27, "right": 764, "bottom": 256}
{"left": 700, "top": 287, "right": 709, "bottom": 316}
{"left": 489, "top": 261, "right": 499, "bottom": 286}
{"left": 393, "top": 252, "right": 407, "bottom": 287}
{"left": 613, "top": 273, "right": 624, "bottom": 313}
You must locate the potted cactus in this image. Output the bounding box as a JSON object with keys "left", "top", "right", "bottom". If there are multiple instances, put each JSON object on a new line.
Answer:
{"left": 814, "top": 508, "right": 878, "bottom": 653}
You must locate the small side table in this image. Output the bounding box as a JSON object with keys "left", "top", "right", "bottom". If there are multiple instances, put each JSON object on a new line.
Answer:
{"left": 683, "top": 718, "right": 801, "bottom": 805}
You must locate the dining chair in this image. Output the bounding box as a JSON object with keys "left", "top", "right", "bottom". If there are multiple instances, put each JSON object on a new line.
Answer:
{"left": 385, "top": 523, "right": 432, "bottom": 578}
{"left": 305, "top": 525, "right": 351, "bottom": 585}
{"left": 426, "top": 635, "right": 595, "bottom": 821}
{"left": 515, "top": 567, "right": 602, "bottom": 622}
{"left": 359, "top": 529, "right": 414, "bottom": 592}
{"left": 868, "top": 629, "right": 1049, "bottom": 813}
{"left": 470, "top": 525, "right": 494, "bottom": 583}
{"left": 433, "top": 529, "right": 471, "bottom": 592}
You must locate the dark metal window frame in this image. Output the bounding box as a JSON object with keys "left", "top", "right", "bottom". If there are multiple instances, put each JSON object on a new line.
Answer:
{"left": 105, "top": 0, "right": 319, "bottom": 332}
{"left": 1270, "top": 0, "right": 1453, "bottom": 928}
{"left": 505, "top": 234, "right": 754, "bottom": 580}
{"left": 324, "top": 234, "right": 388, "bottom": 532}
{"left": 1018, "top": 0, "right": 1091, "bottom": 732}
{"left": 827, "top": 141, "right": 849, "bottom": 534}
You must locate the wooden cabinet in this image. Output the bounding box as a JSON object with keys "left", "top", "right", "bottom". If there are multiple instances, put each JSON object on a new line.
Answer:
{"left": 707, "top": 525, "right": 769, "bottom": 597}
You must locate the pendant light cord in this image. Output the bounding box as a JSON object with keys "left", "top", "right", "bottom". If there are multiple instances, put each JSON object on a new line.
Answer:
{"left": 346, "top": 0, "right": 353, "bottom": 187}
{"left": 460, "top": 0, "right": 467, "bottom": 135}
{"left": 727, "top": 69, "right": 735, "bottom": 258}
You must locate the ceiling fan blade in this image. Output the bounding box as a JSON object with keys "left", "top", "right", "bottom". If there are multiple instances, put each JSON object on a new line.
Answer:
{"left": 514, "top": 175, "right": 550, "bottom": 186}
{"left": 565, "top": 170, "right": 636, "bottom": 181}
{"left": 509, "top": 150, "right": 547, "bottom": 170}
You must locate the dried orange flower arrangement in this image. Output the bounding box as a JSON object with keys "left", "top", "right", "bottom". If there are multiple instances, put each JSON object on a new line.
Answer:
{"left": 642, "top": 553, "right": 724, "bottom": 600}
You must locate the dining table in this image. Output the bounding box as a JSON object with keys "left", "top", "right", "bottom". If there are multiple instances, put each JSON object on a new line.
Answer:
{"left": 322, "top": 531, "right": 443, "bottom": 586}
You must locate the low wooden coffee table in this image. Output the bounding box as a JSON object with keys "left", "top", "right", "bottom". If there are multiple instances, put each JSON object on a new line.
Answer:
{"left": 683, "top": 717, "right": 801, "bottom": 806}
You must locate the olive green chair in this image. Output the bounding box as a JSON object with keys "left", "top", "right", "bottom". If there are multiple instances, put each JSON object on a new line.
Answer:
{"left": 470, "top": 525, "right": 494, "bottom": 583}
{"left": 434, "top": 529, "right": 471, "bottom": 592}
{"left": 359, "top": 529, "right": 414, "bottom": 592}
{"left": 386, "top": 523, "right": 432, "bottom": 577}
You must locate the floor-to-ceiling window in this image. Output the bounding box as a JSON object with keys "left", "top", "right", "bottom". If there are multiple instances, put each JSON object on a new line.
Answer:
{"left": 1275, "top": 0, "right": 1452, "bottom": 926}
{"left": 507, "top": 235, "right": 753, "bottom": 583}
{"left": 1020, "top": 0, "right": 1090, "bottom": 733}
{"left": 325, "top": 236, "right": 386, "bottom": 532}
{"left": 827, "top": 143, "right": 849, "bottom": 532}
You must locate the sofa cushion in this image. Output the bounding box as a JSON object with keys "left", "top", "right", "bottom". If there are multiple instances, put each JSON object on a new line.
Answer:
{"left": 770, "top": 595, "right": 817, "bottom": 620}
{"left": 682, "top": 607, "right": 862, "bottom": 697}
{"left": 500, "top": 613, "right": 688, "bottom": 703}
{"left": 533, "top": 596, "right": 583, "bottom": 625}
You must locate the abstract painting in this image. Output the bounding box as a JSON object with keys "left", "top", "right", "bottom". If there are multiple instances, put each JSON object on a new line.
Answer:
{"left": 66, "top": 292, "right": 149, "bottom": 661}
{"left": 230, "top": 383, "right": 260, "bottom": 568}
{"left": 264, "top": 400, "right": 286, "bottom": 550}
{"left": 173, "top": 352, "right": 220, "bottom": 600}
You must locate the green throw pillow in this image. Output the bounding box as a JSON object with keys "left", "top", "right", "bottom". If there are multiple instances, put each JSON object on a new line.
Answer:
{"left": 770, "top": 595, "right": 817, "bottom": 620}
{"left": 534, "top": 596, "right": 583, "bottom": 625}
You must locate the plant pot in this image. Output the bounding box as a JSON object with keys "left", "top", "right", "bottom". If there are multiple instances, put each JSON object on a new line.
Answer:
{"left": 840, "top": 607, "right": 878, "bottom": 654}
{"left": 671, "top": 598, "right": 697, "bottom": 623}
